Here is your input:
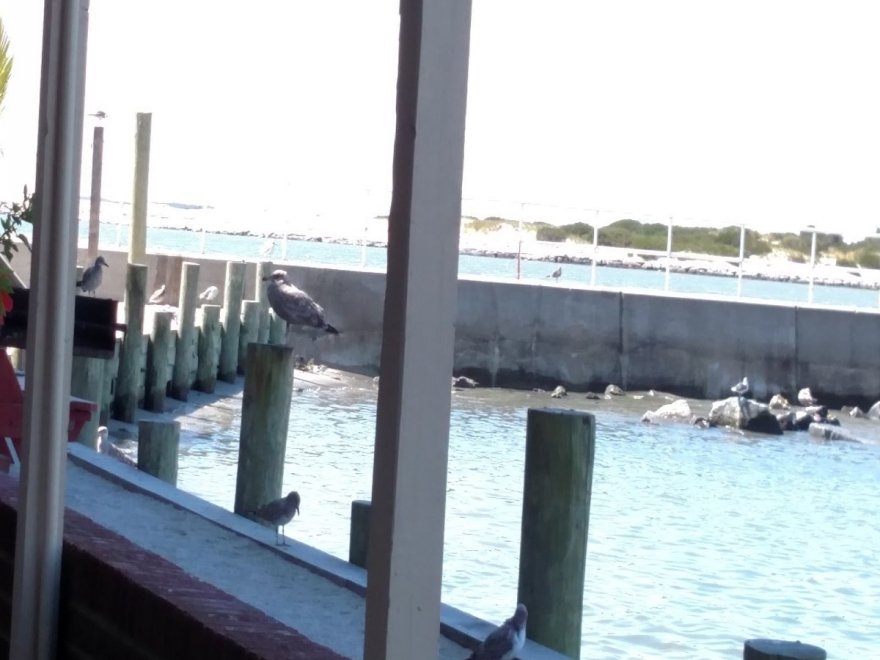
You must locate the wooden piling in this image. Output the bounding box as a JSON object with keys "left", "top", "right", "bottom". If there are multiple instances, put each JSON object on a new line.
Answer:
{"left": 70, "top": 355, "right": 104, "bottom": 449}
{"left": 100, "top": 338, "right": 120, "bottom": 425}
{"left": 237, "top": 300, "right": 261, "bottom": 375}
{"left": 88, "top": 125, "right": 104, "bottom": 260}
{"left": 144, "top": 311, "right": 174, "bottom": 412}
{"left": 137, "top": 419, "right": 180, "bottom": 486}
{"left": 268, "top": 310, "right": 286, "bottom": 345}
{"left": 256, "top": 261, "right": 273, "bottom": 344}
{"left": 113, "top": 264, "right": 148, "bottom": 423}
{"left": 233, "top": 343, "right": 295, "bottom": 517}
{"left": 517, "top": 408, "right": 595, "bottom": 659}
{"left": 130, "top": 112, "right": 151, "bottom": 264}
{"left": 170, "top": 261, "right": 200, "bottom": 400}
{"left": 743, "top": 640, "right": 826, "bottom": 660}
{"left": 349, "top": 500, "right": 372, "bottom": 569}
{"left": 195, "top": 304, "right": 221, "bottom": 393}
{"left": 219, "top": 261, "right": 246, "bottom": 382}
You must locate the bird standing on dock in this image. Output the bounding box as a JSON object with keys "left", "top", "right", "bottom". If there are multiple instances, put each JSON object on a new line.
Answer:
{"left": 148, "top": 284, "right": 167, "bottom": 304}
{"left": 547, "top": 266, "right": 562, "bottom": 282}
{"left": 730, "top": 377, "right": 750, "bottom": 398}
{"left": 263, "top": 269, "right": 339, "bottom": 341}
{"left": 251, "top": 491, "right": 301, "bottom": 545}
{"left": 467, "top": 603, "right": 527, "bottom": 660}
{"left": 96, "top": 426, "right": 137, "bottom": 468}
{"left": 260, "top": 239, "right": 277, "bottom": 258}
{"left": 199, "top": 285, "right": 219, "bottom": 302}
{"left": 77, "top": 256, "right": 109, "bottom": 295}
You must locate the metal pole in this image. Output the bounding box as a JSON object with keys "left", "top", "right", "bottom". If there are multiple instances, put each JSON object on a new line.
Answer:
{"left": 11, "top": 1, "right": 89, "bottom": 658}
{"left": 665, "top": 217, "right": 673, "bottom": 291}
{"left": 737, "top": 223, "right": 745, "bottom": 297}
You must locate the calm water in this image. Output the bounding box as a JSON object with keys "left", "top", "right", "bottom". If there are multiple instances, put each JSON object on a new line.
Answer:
{"left": 173, "top": 382, "right": 880, "bottom": 659}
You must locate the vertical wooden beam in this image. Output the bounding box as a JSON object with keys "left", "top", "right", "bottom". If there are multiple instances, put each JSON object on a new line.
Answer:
{"left": 219, "top": 261, "right": 245, "bottom": 382}
{"left": 349, "top": 500, "right": 372, "bottom": 569}
{"left": 137, "top": 419, "right": 180, "bottom": 486}
{"left": 129, "top": 112, "right": 151, "bottom": 264}
{"left": 99, "top": 337, "right": 120, "bottom": 425}
{"left": 363, "top": 1, "right": 472, "bottom": 658}
{"left": 87, "top": 125, "right": 103, "bottom": 261}
{"left": 238, "top": 300, "right": 260, "bottom": 375}
{"left": 169, "top": 261, "right": 199, "bottom": 400}
{"left": 195, "top": 304, "right": 221, "bottom": 393}
{"left": 256, "top": 260, "right": 273, "bottom": 344}
{"left": 70, "top": 355, "right": 104, "bottom": 449}
{"left": 11, "top": 0, "right": 90, "bottom": 657}
{"left": 112, "top": 263, "right": 147, "bottom": 422}
{"left": 144, "top": 310, "right": 174, "bottom": 412}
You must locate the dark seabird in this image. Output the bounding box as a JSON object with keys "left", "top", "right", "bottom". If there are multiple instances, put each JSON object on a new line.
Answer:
{"left": 251, "top": 491, "right": 301, "bottom": 545}
{"left": 77, "top": 255, "right": 109, "bottom": 295}
{"left": 89, "top": 110, "right": 107, "bottom": 120}
{"left": 468, "top": 603, "right": 527, "bottom": 660}
{"left": 148, "top": 284, "right": 166, "bottom": 304}
{"left": 263, "top": 269, "right": 339, "bottom": 339}
{"left": 546, "top": 266, "right": 562, "bottom": 281}
{"left": 198, "top": 285, "right": 219, "bottom": 302}
{"left": 730, "top": 377, "right": 750, "bottom": 397}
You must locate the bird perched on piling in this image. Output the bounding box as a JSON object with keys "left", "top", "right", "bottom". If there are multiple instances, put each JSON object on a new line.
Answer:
{"left": 547, "top": 266, "right": 562, "bottom": 282}
{"left": 251, "top": 491, "right": 301, "bottom": 545}
{"left": 263, "top": 269, "right": 339, "bottom": 339}
{"left": 77, "top": 256, "right": 109, "bottom": 295}
{"left": 730, "top": 377, "right": 750, "bottom": 398}
{"left": 148, "top": 284, "right": 167, "bottom": 304}
{"left": 198, "top": 285, "right": 219, "bottom": 303}
{"left": 798, "top": 387, "right": 818, "bottom": 406}
{"left": 467, "top": 603, "right": 527, "bottom": 660}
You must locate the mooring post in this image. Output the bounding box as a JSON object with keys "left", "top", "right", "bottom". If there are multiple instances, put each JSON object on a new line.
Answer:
{"left": 517, "top": 407, "right": 595, "bottom": 659}
{"left": 743, "top": 639, "right": 826, "bottom": 660}
{"left": 113, "top": 263, "right": 147, "bottom": 423}
{"left": 195, "top": 304, "right": 221, "bottom": 393}
{"left": 170, "top": 261, "right": 200, "bottom": 400}
{"left": 219, "top": 260, "right": 245, "bottom": 382}
{"left": 137, "top": 419, "right": 180, "bottom": 485}
{"left": 100, "top": 338, "right": 120, "bottom": 425}
{"left": 70, "top": 355, "right": 104, "bottom": 449}
{"left": 349, "top": 500, "right": 372, "bottom": 569}
{"left": 233, "top": 343, "right": 295, "bottom": 518}
{"left": 268, "top": 310, "right": 286, "bottom": 345}
{"left": 237, "top": 300, "right": 261, "bottom": 375}
{"left": 87, "top": 125, "right": 104, "bottom": 260}
{"left": 256, "top": 260, "right": 273, "bottom": 344}
{"left": 144, "top": 310, "right": 174, "bottom": 412}
{"left": 130, "top": 112, "right": 151, "bottom": 264}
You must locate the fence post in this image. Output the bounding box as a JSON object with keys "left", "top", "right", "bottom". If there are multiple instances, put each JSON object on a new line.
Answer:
{"left": 517, "top": 407, "right": 595, "bottom": 659}
{"left": 144, "top": 310, "right": 174, "bottom": 412}
{"left": 170, "top": 261, "right": 199, "bottom": 400}
{"left": 219, "top": 261, "right": 246, "bottom": 382}
{"left": 349, "top": 500, "right": 372, "bottom": 568}
{"left": 113, "top": 263, "right": 147, "bottom": 423}
{"left": 234, "top": 343, "right": 295, "bottom": 518}
{"left": 137, "top": 419, "right": 180, "bottom": 485}
{"left": 195, "top": 304, "right": 221, "bottom": 393}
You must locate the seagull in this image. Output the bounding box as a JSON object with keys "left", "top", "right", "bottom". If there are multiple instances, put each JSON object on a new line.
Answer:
{"left": 798, "top": 387, "right": 818, "bottom": 406}
{"left": 96, "top": 426, "right": 136, "bottom": 468}
{"left": 148, "top": 284, "right": 167, "bottom": 304}
{"left": 260, "top": 239, "right": 277, "bottom": 258}
{"left": 546, "top": 266, "right": 562, "bottom": 281}
{"left": 198, "top": 285, "right": 219, "bottom": 302}
{"left": 76, "top": 255, "right": 109, "bottom": 295}
{"left": 89, "top": 110, "right": 107, "bottom": 120}
{"left": 730, "top": 377, "right": 750, "bottom": 397}
{"left": 467, "top": 603, "right": 528, "bottom": 660}
{"left": 251, "top": 491, "right": 301, "bottom": 545}
{"left": 263, "top": 269, "right": 339, "bottom": 341}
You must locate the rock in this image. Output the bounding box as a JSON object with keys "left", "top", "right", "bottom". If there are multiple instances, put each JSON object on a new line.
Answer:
{"left": 605, "top": 384, "right": 625, "bottom": 397}
{"left": 775, "top": 411, "right": 795, "bottom": 431}
{"left": 551, "top": 385, "right": 567, "bottom": 399}
{"left": 808, "top": 423, "right": 864, "bottom": 443}
{"left": 843, "top": 406, "right": 867, "bottom": 418}
{"left": 804, "top": 405, "right": 828, "bottom": 420}
{"left": 868, "top": 401, "right": 880, "bottom": 420}
{"left": 641, "top": 399, "right": 693, "bottom": 424}
{"left": 452, "top": 375, "right": 479, "bottom": 389}
{"left": 768, "top": 394, "right": 791, "bottom": 410}
{"left": 792, "top": 410, "right": 814, "bottom": 431}
{"left": 797, "top": 387, "right": 818, "bottom": 406}
{"left": 708, "top": 396, "right": 783, "bottom": 435}
{"left": 584, "top": 392, "right": 601, "bottom": 400}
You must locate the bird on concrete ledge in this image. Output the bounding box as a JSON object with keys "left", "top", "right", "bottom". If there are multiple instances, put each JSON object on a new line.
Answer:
{"left": 77, "top": 255, "right": 109, "bottom": 295}
{"left": 467, "top": 603, "right": 527, "bottom": 660}
{"left": 263, "top": 269, "right": 339, "bottom": 340}
{"left": 730, "top": 376, "right": 750, "bottom": 398}
{"left": 546, "top": 266, "right": 562, "bottom": 282}
{"left": 251, "top": 491, "right": 301, "bottom": 545}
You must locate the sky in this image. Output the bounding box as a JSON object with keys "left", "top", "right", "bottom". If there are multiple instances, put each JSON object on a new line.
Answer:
{"left": 1, "top": 1, "right": 880, "bottom": 239}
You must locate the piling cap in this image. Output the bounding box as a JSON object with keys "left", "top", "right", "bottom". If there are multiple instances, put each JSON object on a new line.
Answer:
{"left": 743, "top": 638, "right": 827, "bottom": 660}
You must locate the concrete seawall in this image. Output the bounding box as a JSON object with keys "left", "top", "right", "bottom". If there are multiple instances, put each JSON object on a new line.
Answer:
{"left": 16, "top": 248, "right": 880, "bottom": 406}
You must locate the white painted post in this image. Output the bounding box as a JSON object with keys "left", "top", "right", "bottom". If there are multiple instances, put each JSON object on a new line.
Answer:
{"left": 737, "top": 223, "right": 745, "bottom": 297}
{"left": 11, "top": 1, "right": 89, "bottom": 658}
{"left": 808, "top": 226, "right": 817, "bottom": 304}
{"left": 200, "top": 227, "right": 207, "bottom": 254}
{"left": 591, "top": 211, "right": 599, "bottom": 287}
{"left": 130, "top": 112, "right": 151, "bottom": 264}
{"left": 87, "top": 125, "right": 103, "bottom": 260}
{"left": 363, "top": 1, "right": 472, "bottom": 658}
{"left": 282, "top": 234, "right": 289, "bottom": 260}
{"left": 665, "top": 217, "right": 673, "bottom": 291}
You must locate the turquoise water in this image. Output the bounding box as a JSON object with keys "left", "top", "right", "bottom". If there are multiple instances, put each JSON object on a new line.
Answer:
{"left": 80, "top": 221, "right": 880, "bottom": 310}
{"left": 174, "top": 382, "right": 880, "bottom": 659}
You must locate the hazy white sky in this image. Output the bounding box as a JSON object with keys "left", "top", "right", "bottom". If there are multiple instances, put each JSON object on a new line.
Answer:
{"left": 1, "top": 1, "right": 879, "bottom": 238}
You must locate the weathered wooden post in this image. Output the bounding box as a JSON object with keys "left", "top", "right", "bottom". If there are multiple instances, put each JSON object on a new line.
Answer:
{"left": 233, "top": 343, "right": 295, "bottom": 518}
{"left": 349, "top": 500, "right": 372, "bottom": 569}
{"left": 137, "top": 419, "right": 180, "bottom": 486}
{"left": 517, "top": 408, "right": 595, "bottom": 659}
{"left": 195, "top": 304, "right": 221, "bottom": 393}
{"left": 130, "top": 112, "right": 151, "bottom": 264}
{"left": 219, "top": 260, "right": 246, "bottom": 382}
{"left": 743, "top": 640, "right": 826, "bottom": 660}
{"left": 256, "top": 261, "right": 273, "bottom": 343}
{"left": 113, "top": 263, "right": 147, "bottom": 423}
{"left": 100, "top": 338, "right": 120, "bottom": 424}
{"left": 268, "top": 310, "right": 286, "bottom": 345}
{"left": 70, "top": 355, "right": 104, "bottom": 448}
{"left": 170, "top": 261, "right": 199, "bottom": 400}
{"left": 144, "top": 310, "right": 174, "bottom": 412}
{"left": 237, "top": 300, "right": 261, "bottom": 375}
{"left": 88, "top": 125, "right": 104, "bottom": 260}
